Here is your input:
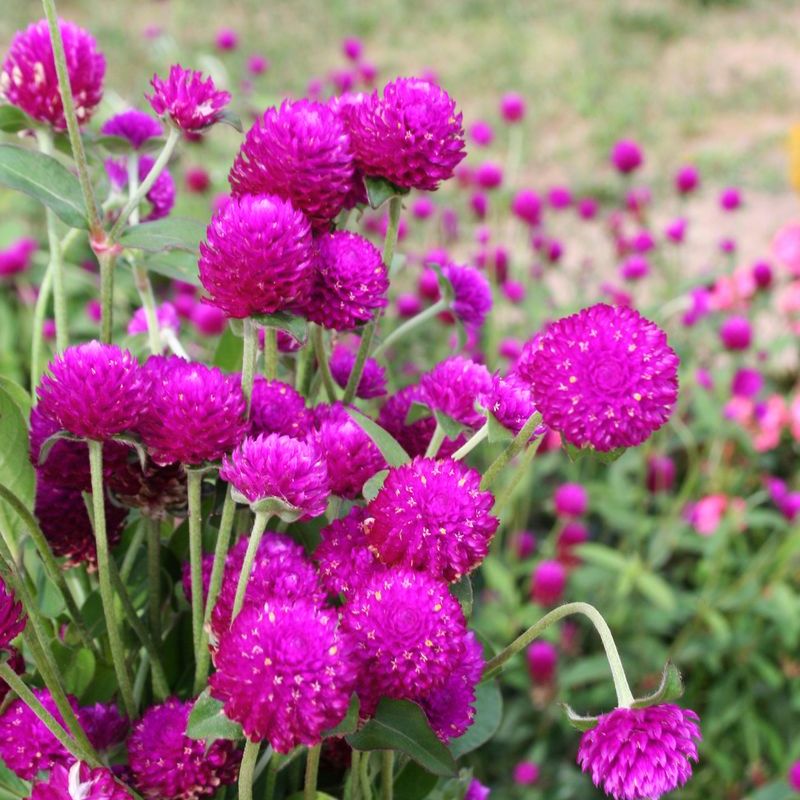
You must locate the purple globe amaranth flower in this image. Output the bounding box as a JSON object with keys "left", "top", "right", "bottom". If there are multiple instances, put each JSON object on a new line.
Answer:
{"left": 731, "top": 367, "right": 763, "bottom": 399}
{"left": 198, "top": 194, "right": 314, "bottom": 319}
{"left": 0, "top": 237, "right": 37, "bottom": 277}
{"left": 210, "top": 531, "right": 323, "bottom": 643}
{"left": 210, "top": 599, "right": 355, "bottom": 752}
{"left": 470, "top": 120, "right": 494, "bottom": 146}
{"left": 577, "top": 704, "right": 701, "bottom": 800}
{"left": 523, "top": 304, "right": 679, "bottom": 452}
{"left": 475, "top": 161, "right": 503, "bottom": 190}
{"left": 531, "top": 559, "right": 566, "bottom": 605}
{"left": 340, "top": 569, "right": 467, "bottom": 715}
{"left": 220, "top": 433, "right": 329, "bottom": 518}
{"left": 128, "top": 698, "right": 240, "bottom": 800}
{"left": 789, "top": 760, "right": 800, "bottom": 791}
{"left": 0, "top": 576, "right": 24, "bottom": 651}
{"left": 138, "top": 356, "right": 246, "bottom": 466}
{"left": 610, "top": 139, "right": 644, "bottom": 174}
{"left": 554, "top": 482, "right": 588, "bottom": 517}
{"left": 365, "top": 456, "right": 498, "bottom": 582}
{"left": 343, "top": 77, "right": 466, "bottom": 191}
{"left": 719, "top": 315, "right": 752, "bottom": 351}
{"left": 302, "top": 231, "right": 388, "bottom": 330}
{"left": 35, "top": 475, "right": 127, "bottom": 568}
{"left": 719, "top": 187, "right": 741, "bottom": 211}
{"left": 330, "top": 345, "right": 387, "bottom": 399}
{"left": 675, "top": 164, "right": 700, "bottom": 194}
{"left": 78, "top": 703, "right": 129, "bottom": 752}
{"left": 128, "top": 301, "right": 180, "bottom": 337}
{"left": 442, "top": 262, "right": 493, "bottom": 327}
{"left": 465, "top": 779, "right": 491, "bottom": 800}
{"left": 29, "top": 762, "right": 133, "bottom": 800}
{"left": 511, "top": 188, "right": 542, "bottom": 226}
{"left": 513, "top": 761, "right": 540, "bottom": 786}
{"left": 146, "top": 64, "right": 230, "bottom": 133}
{"left": 310, "top": 404, "right": 386, "bottom": 499}
{"left": 527, "top": 640, "right": 558, "bottom": 683}
{"left": 250, "top": 377, "right": 312, "bottom": 439}
{"left": 480, "top": 373, "right": 540, "bottom": 437}
{"left": 646, "top": 455, "right": 676, "bottom": 493}
{"left": 1, "top": 18, "right": 105, "bottom": 130}
{"left": 37, "top": 342, "right": 148, "bottom": 441}
{"left": 229, "top": 99, "right": 355, "bottom": 231}
{"left": 420, "top": 356, "right": 493, "bottom": 431}
{"left": 101, "top": 109, "right": 163, "bottom": 149}
{"left": 500, "top": 91, "right": 525, "bottom": 122}
{"left": 106, "top": 155, "right": 175, "bottom": 221}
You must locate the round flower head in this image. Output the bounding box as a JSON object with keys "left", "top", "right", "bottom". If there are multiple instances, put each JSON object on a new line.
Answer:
{"left": 554, "top": 482, "right": 588, "bottom": 517}
{"left": 523, "top": 304, "right": 679, "bottom": 451}
{"left": 330, "top": 345, "right": 387, "bottom": 399}
{"left": 646, "top": 455, "right": 676, "bottom": 493}
{"left": 210, "top": 599, "right": 355, "bottom": 752}
{"left": 146, "top": 64, "right": 230, "bottom": 133}
{"left": 106, "top": 156, "right": 175, "bottom": 221}
{"left": 442, "top": 262, "right": 492, "bottom": 327}
{"left": 311, "top": 404, "right": 386, "bottom": 499}
{"left": 480, "top": 373, "right": 539, "bottom": 437}
{"left": 527, "top": 640, "right": 558, "bottom": 683}
{"left": 719, "top": 187, "right": 741, "bottom": 211}
{"left": 220, "top": 433, "right": 329, "bottom": 518}
{"left": 500, "top": 91, "right": 525, "bottom": 122}
{"left": 128, "top": 301, "right": 180, "bottom": 337}
{"left": 0, "top": 688, "right": 76, "bottom": 779}
{"left": 610, "top": 139, "right": 643, "bottom": 174}
{"left": 250, "top": 377, "right": 312, "bottom": 439}
{"left": 139, "top": 356, "right": 246, "bottom": 466}
{"left": 101, "top": 109, "right": 163, "bottom": 149}
{"left": 37, "top": 342, "right": 148, "bottom": 441}
{"left": 470, "top": 120, "right": 494, "bottom": 146}
{"left": 511, "top": 189, "right": 542, "bottom": 226}
{"left": 340, "top": 569, "right": 467, "bottom": 714}
{"left": 198, "top": 194, "right": 314, "bottom": 318}
{"left": 344, "top": 77, "right": 466, "bottom": 191}
{"left": 365, "top": 456, "right": 498, "bottom": 582}
{"left": 127, "top": 698, "right": 240, "bottom": 800}
{"left": 0, "top": 576, "right": 24, "bottom": 651}
{"left": 420, "top": 630, "right": 483, "bottom": 742}
{"left": 229, "top": 100, "right": 355, "bottom": 231}
{"left": 0, "top": 237, "right": 37, "bottom": 278}
{"left": 78, "top": 702, "right": 129, "bottom": 752}
{"left": 531, "top": 559, "right": 566, "bottom": 605}
{"left": 420, "top": 356, "right": 493, "bottom": 431}
{"left": 719, "top": 316, "right": 751, "bottom": 351}
{"left": 789, "top": 761, "right": 800, "bottom": 791}
{"left": 35, "top": 475, "right": 127, "bottom": 567}
{"left": 675, "top": 165, "right": 699, "bottom": 194}
{"left": 29, "top": 762, "right": 133, "bottom": 800}
{"left": 1, "top": 18, "right": 105, "bottom": 130}
{"left": 302, "top": 231, "right": 389, "bottom": 330}
{"left": 577, "top": 704, "right": 701, "bottom": 800}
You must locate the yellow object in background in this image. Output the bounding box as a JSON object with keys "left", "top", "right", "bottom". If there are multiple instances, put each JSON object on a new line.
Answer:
{"left": 789, "top": 124, "right": 800, "bottom": 193}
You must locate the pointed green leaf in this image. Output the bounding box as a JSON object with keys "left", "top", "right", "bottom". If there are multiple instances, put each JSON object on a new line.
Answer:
{"left": 364, "top": 176, "right": 409, "bottom": 210}
{"left": 485, "top": 411, "right": 513, "bottom": 444}
{"left": 187, "top": 688, "right": 244, "bottom": 741}
{"left": 120, "top": 217, "right": 206, "bottom": 254}
{"left": 0, "top": 378, "right": 31, "bottom": 417}
{"left": 143, "top": 250, "right": 201, "bottom": 285}
{"left": 394, "top": 761, "right": 439, "bottom": 800}
{"left": 428, "top": 262, "right": 455, "bottom": 304}
{"left": 632, "top": 662, "right": 684, "bottom": 708}
{"left": 218, "top": 109, "right": 244, "bottom": 133}
{"left": 448, "top": 680, "right": 502, "bottom": 758}
{"left": 0, "top": 106, "right": 36, "bottom": 133}
{"left": 0, "top": 385, "right": 36, "bottom": 540}
{"left": 251, "top": 312, "right": 308, "bottom": 345}
{"left": 450, "top": 576, "right": 473, "bottom": 618}
{"left": 433, "top": 410, "right": 467, "bottom": 440}
{"left": 213, "top": 325, "right": 244, "bottom": 371}
{"left": 345, "top": 409, "right": 411, "bottom": 467}
{"left": 363, "top": 469, "right": 389, "bottom": 502}
{"left": 561, "top": 703, "right": 600, "bottom": 731}
{"left": 406, "top": 401, "right": 432, "bottom": 425}
{"left": 323, "top": 693, "right": 360, "bottom": 737}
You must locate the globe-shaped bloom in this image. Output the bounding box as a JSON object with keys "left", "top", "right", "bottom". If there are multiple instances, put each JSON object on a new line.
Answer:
{"left": 106, "top": 156, "right": 175, "bottom": 221}
{"left": 0, "top": 18, "right": 105, "bottom": 130}
{"left": 442, "top": 262, "right": 492, "bottom": 327}
{"left": 0, "top": 577, "right": 24, "bottom": 651}
{"left": 577, "top": 704, "right": 701, "bottom": 800}
{"left": 128, "top": 301, "right": 180, "bottom": 338}
{"left": 229, "top": 99, "right": 355, "bottom": 231}
{"left": 420, "top": 356, "right": 493, "bottom": 431}
{"left": 138, "top": 356, "right": 247, "bottom": 466}
{"left": 37, "top": 342, "right": 148, "bottom": 441}
{"left": 78, "top": 702, "right": 129, "bottom": 752}
{"left": 210, "top": 599, "right": 356, "bottom": 752}
{"left": 522, "top": 304, "right": 679, "bottom": 451}
{"left": 330, "top": 345, "right": 387, "bottom": 399}
{"left": 343, "top": 77, "right": 466, "bottom": 191}
{"left": 30, "top": 762, "right": 132, "bottom": 800}
{"left": 530, "top": 560, "right": 566, "bottom": 605}
{"left": 302, "top": 231, "right": 389, "bottom": 330}
{"left": 365, "top": 456, "right": 498, "bottom": 582}
{"left": 719, "top": 316, "right": 751, "bottom": 351}
{"left": 527, "top": 641, "right": 558, "bottom": 683}
{"left": 646, "top": 455, "right": 676, "bottom": 494}
{"left": 674, "top": 165, "right": 700, "bottom": 195}
{"left": 250, "top": 377, "right": 312, "bottom": 439}
{"left": 101, "top": 108, "right": 163, "bottom": 149}
{"left": 340, "top": 569, "right": 467, "bottom": 715}
{"left": 198, "top": 194, "right": 314, "bottom": 318}
{"left": 146, "top": 65, "right": 230, "bottom": 132}
{"left": 480, "top": 373, "right": 540, "bottom": 437}
{"left": 220, "top": 433, "right": 329, "bottom": 518}
{"left": 511, "top": 189, "right": 542, "bottom": 226}
{"left": 0, "top": 237, "right": 37, "bottom": 277}
{"left": 554, "top": 482, "right": 588, "bottom": 517}
{"left": 610, "top": 139, "right": 644, "bottom": 174}
{"left": 500, "top": 91, "right": 525, "bottom": 122}
{"left": 128, "top": 698, "right": 240, "bottom": 800}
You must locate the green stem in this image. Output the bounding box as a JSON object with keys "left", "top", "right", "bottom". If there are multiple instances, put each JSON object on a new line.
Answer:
{"left": 480, "top": 412, "right": 542, "bottom": 491}
{"left": 380, "top": 751, "right": 393, "bottom": 800}
{"left": 119, "top": 522, "right": 146, "bottom": 584}
{"left": 451, "top": 423, "right": 488, "bottom": 460}
{"left": 238, "top": 739, "right": 261, "bottom": 800}
{"left": 263, "top": 327, "right": 278, "bottom": 380}
{"left": 295, "top": 340, "right": 314, "bottom": 397}
{"left": 264, "top": 753, "right": 282, "bottom": 800}
{"left": 494, "top": 434, "right": 543, "bottom": 513}
{"left": 146, "top": 518, "right": 162, "bottom": 644}
{"left": 98, "top": 250, "right": 116, "bottom": 343}
{"left": 41, "top": 0, "right": 103, "bottom": 237}
{"left": 242, "top": 318, "right": 259, "bottom": 413}
{"left": 424, "top": 422, "right": 446, "bottom": 458}
{"left": 349, "top": 750, "right": 362, "bottom": 800}
{"left": 187, "top": 468, "right": 205, "bottom": 692}
{"left": 88, "top": 439, "right": 136, "bottom": 717}
{"left": 372, "top": 299, "right": 447, "bottom": 359}
{"left": 30, "top": 259, "right": 54, "bottom": 389}
{"left": 304, "top": 743, "right": 322, "bottom": 800}
{"left": 482, "top": 601, "right": 635, "bottom": 707}
{"left": 342, "top": 195, "right": 402, "bottom": 404}
{"left": 311, "top": 325, "right": 338, "bottom": 402}
{"left": 230, "top": 512, "right": 270, "bottom": 623}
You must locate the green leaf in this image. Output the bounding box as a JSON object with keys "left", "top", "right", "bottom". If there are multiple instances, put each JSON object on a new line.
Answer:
{"left": 345, "top": 409, "right": 411, "bottom": 467}
{"left": 406, "top": 401, "right": 432, "bottom": 425}
{"left": 564, "top": 441, "right": 626, "bottom": 464}
{"left": 632, "top": 662, "right": 684, "bottom": 708}
{"left": 346, "top": 698, "right": 457, "bottom": 777}
{"left": 635, "top": 571, "right": 676, "bottom": 612}
{"left": 92, "top": 134, "right": 136, "bottom": 154}
{"left": 0, "top": 105, "right": 35, "bottom": 133}
{"left": 394, "top": 760, "right": 439, "bottom": 800}
{"left": 428, "top": 262, "right": 456, "bottom": 304}
{"left": 561, "top": 703, "right": 599, "bottom": 731}
{"left": 213, "top": 325, "right": 244, "bottom": 371}
{"left": 218, "top": 109, "right": 244, "bottom": 132}
{"left": 448, "top": 680, "right": 502, "bottom": 759}
{"left": 143, "top": 250, "right": 201, "bottom": 285}
{"left": 485, "top": 411, "right": 513, "bottom": 444}
{"left": 0, "top": 144, "right": 88, "bottom": 229}
{"left": 187, "top": 688, "right": 244, "bottom": 741}
{"left": 363, "top": 469, "right": 389, "bottom": 502}
{"left": 251, "top": 312, "right": 308, "bottom": 345}
{"left": 433, "top": 410, "right": 467, "bottom": 440}
{"left": 51, "top": 641, "right": 95, "bottom": 697}
{"left": 364, "top": 176, "right": 409, "bottom": 210}
{"left": 120, "top": 217, "right": 206, "bottom": 254}
{"left": 323, "top": 693, "right": 360, "bottom": 737}
{"left": 0, "top": 377, "right": 31, "bottom": 416}
{"left": 0, "top": 385, "right": 36, "bottom": 541}
{"left": 234, "top": 491, "right": 305, "bottom": 523}
{"left": 450, "top": 576, "right": 473, "bottom": 618}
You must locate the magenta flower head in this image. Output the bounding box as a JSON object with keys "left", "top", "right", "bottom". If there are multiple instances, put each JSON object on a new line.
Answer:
{"left": 302, "top": 231, "right": 388, "bottom": 330}
{"left": 500, "top": 91, "right": 525, "bottom": 122}
{"left": 215, "top": 27, "right": 238, "bottom": 51}
{"left": 78, "top": 702, "right": 129, "bottom": 752}
{"left": 344, "top": 77, "right": 466, "bottom": 191}
{"left": 480, "top": 373, "right": 539, "bottom": 437}
{"left": 106, "top": 156, "right": 175, "bottom": 221}
{"left": 210, "top": 599, "right": 355, "bottom": 752}
{"left": 719, "top": 315, "right": 751, "bottom": 351}
{"left": 577, "top": 704, "right": 701, "bottom": 800}
{"left": 30, "top": 763, "right": 132, "bottom": 800}
{"left": 37, "top": 342, "right": 148, "bottom": 441}
{"left": 522, "top": 304, "right": 679, "bottom": 452}
{"left": 789, "top": 761, "right": 800, "bottom": 791}
{"left": 250, "top": 377, "right": 312, "bottom": 439}
{"left": 101, "top": 109, "right": 163, "bottom": 149}
{"left": 340, "top": 569, "right": 467, "bottom": 714}
{"left": 139, "top": 356, "right": 246, "bottom": 466}
{"left": 531, "top": 559, "right": 566, "bottom": 605}
{"left": 128, "top": 698, "right": 240, "bottom": 800}
{"left": 610, "top": 139, "right": 644, "bottom": 174}
{"left": 475, "top": 161, "right": 503, "bottom": 190}
{"left": 199, "top": 194, "right": 314, "bottom": 318}
{"left": 527, "top": 640, "right": 558, "bottom": 683}
{"left": 513, "top": 761, "right": 540, "bottom": 786}
{"left": 465, "top": 779, "right": 490, "bottom": 800}
{"left": 1, "top": 18, "right": 105, "bottom": 130}
{"left": 719, "top": 187, "right": 742, "bottom": 211}
{"left": 220, "top": 433, "right": 329, "bottom": 519}
{"left": 128, "top": 301, "right": 180, "bottom": 337}
{"left": 554, "top": 482, "right": 588, "bottom": 517}
{"left": 0, "top": 577, "right": 24, "bottom": 651}
{"left": 420, "top": 356, "right": 493, "bottom": 431}
{"left": 442, "top": 262, "right": 493, "bottom": 327}
{"left": 229, "top": 100, "right": 355, "bottom": 231}
{"left": 470, "top": 120, "right": 494, "bottom": 146}
{"left": 511, "top": 189, "right": 542, "bottom": 226}
{"left": 146, "top": 64, "right": 230, "bottom": 133}
{"left": 0, "top": 237, "right": 37, "bottom": 278}
{"left": 365, "top": 456, "right": 498, "bottom": 582}
{"left": 675, "top": 164, "right": 700, "bottom": 195}
{"left": 330, "top": 345, "right": 387, "bottom": 399}
{"left": 646, "top": 455, "right": 676, "bottom": 493}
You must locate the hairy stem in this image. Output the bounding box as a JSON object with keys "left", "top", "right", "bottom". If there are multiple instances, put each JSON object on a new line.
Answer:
{"left": 98, "top": 250, "right": 116, "bottom": 343}
{"left": 146, "top": 517, "right": 162, "bottom": 644}
{"left": 187, "top": 468, "right": 205, "bottom": 693}
{"left": 451, "top": 423, "right": 488, "bottom": 460}
{"left": 230, "top": 512, "right": 270, "bottom": 622}
{"left": 380, "top": 751, "right": 394, "bottom": 800}
{"left": 372, "top": 298, "right": 447, "bottom": 359}
{"left": 263, "top": 327, "right": 278, "bottom": 380}
{"left": 30, "top": 259, "right": 54, "bottom": 390}
{"left": 241, "top": 318, "right": 259, "bottom": 413}
{"left": 480, "top": 412, "right": 542, "bottom": 491}
{"left": 238, "top": 739, "right": 261, "bottom": 800}
{"left": 311, "top": 324, "right": 338, "bottom": 402}
{"left": 304, "top": 743, "right": 322, "bottom": 800}
{"left": 424, "top": 422, "right": 446, "bottom": 458}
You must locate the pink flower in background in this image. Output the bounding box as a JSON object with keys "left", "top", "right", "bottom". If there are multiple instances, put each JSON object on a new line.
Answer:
{"left": 772, "top": 222, "right": 800, "bottom": 276}
{"left": 610, "top": 138, "right": 643, "bottom": 174}
{"left": 0, "top": 237, "right": 37, "bottom": 277}
{"left": 500, "top": 91, "right": 525, "bottom": 122}
{"left": 215, "top": 28, "right": 238, "bottom": 51}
